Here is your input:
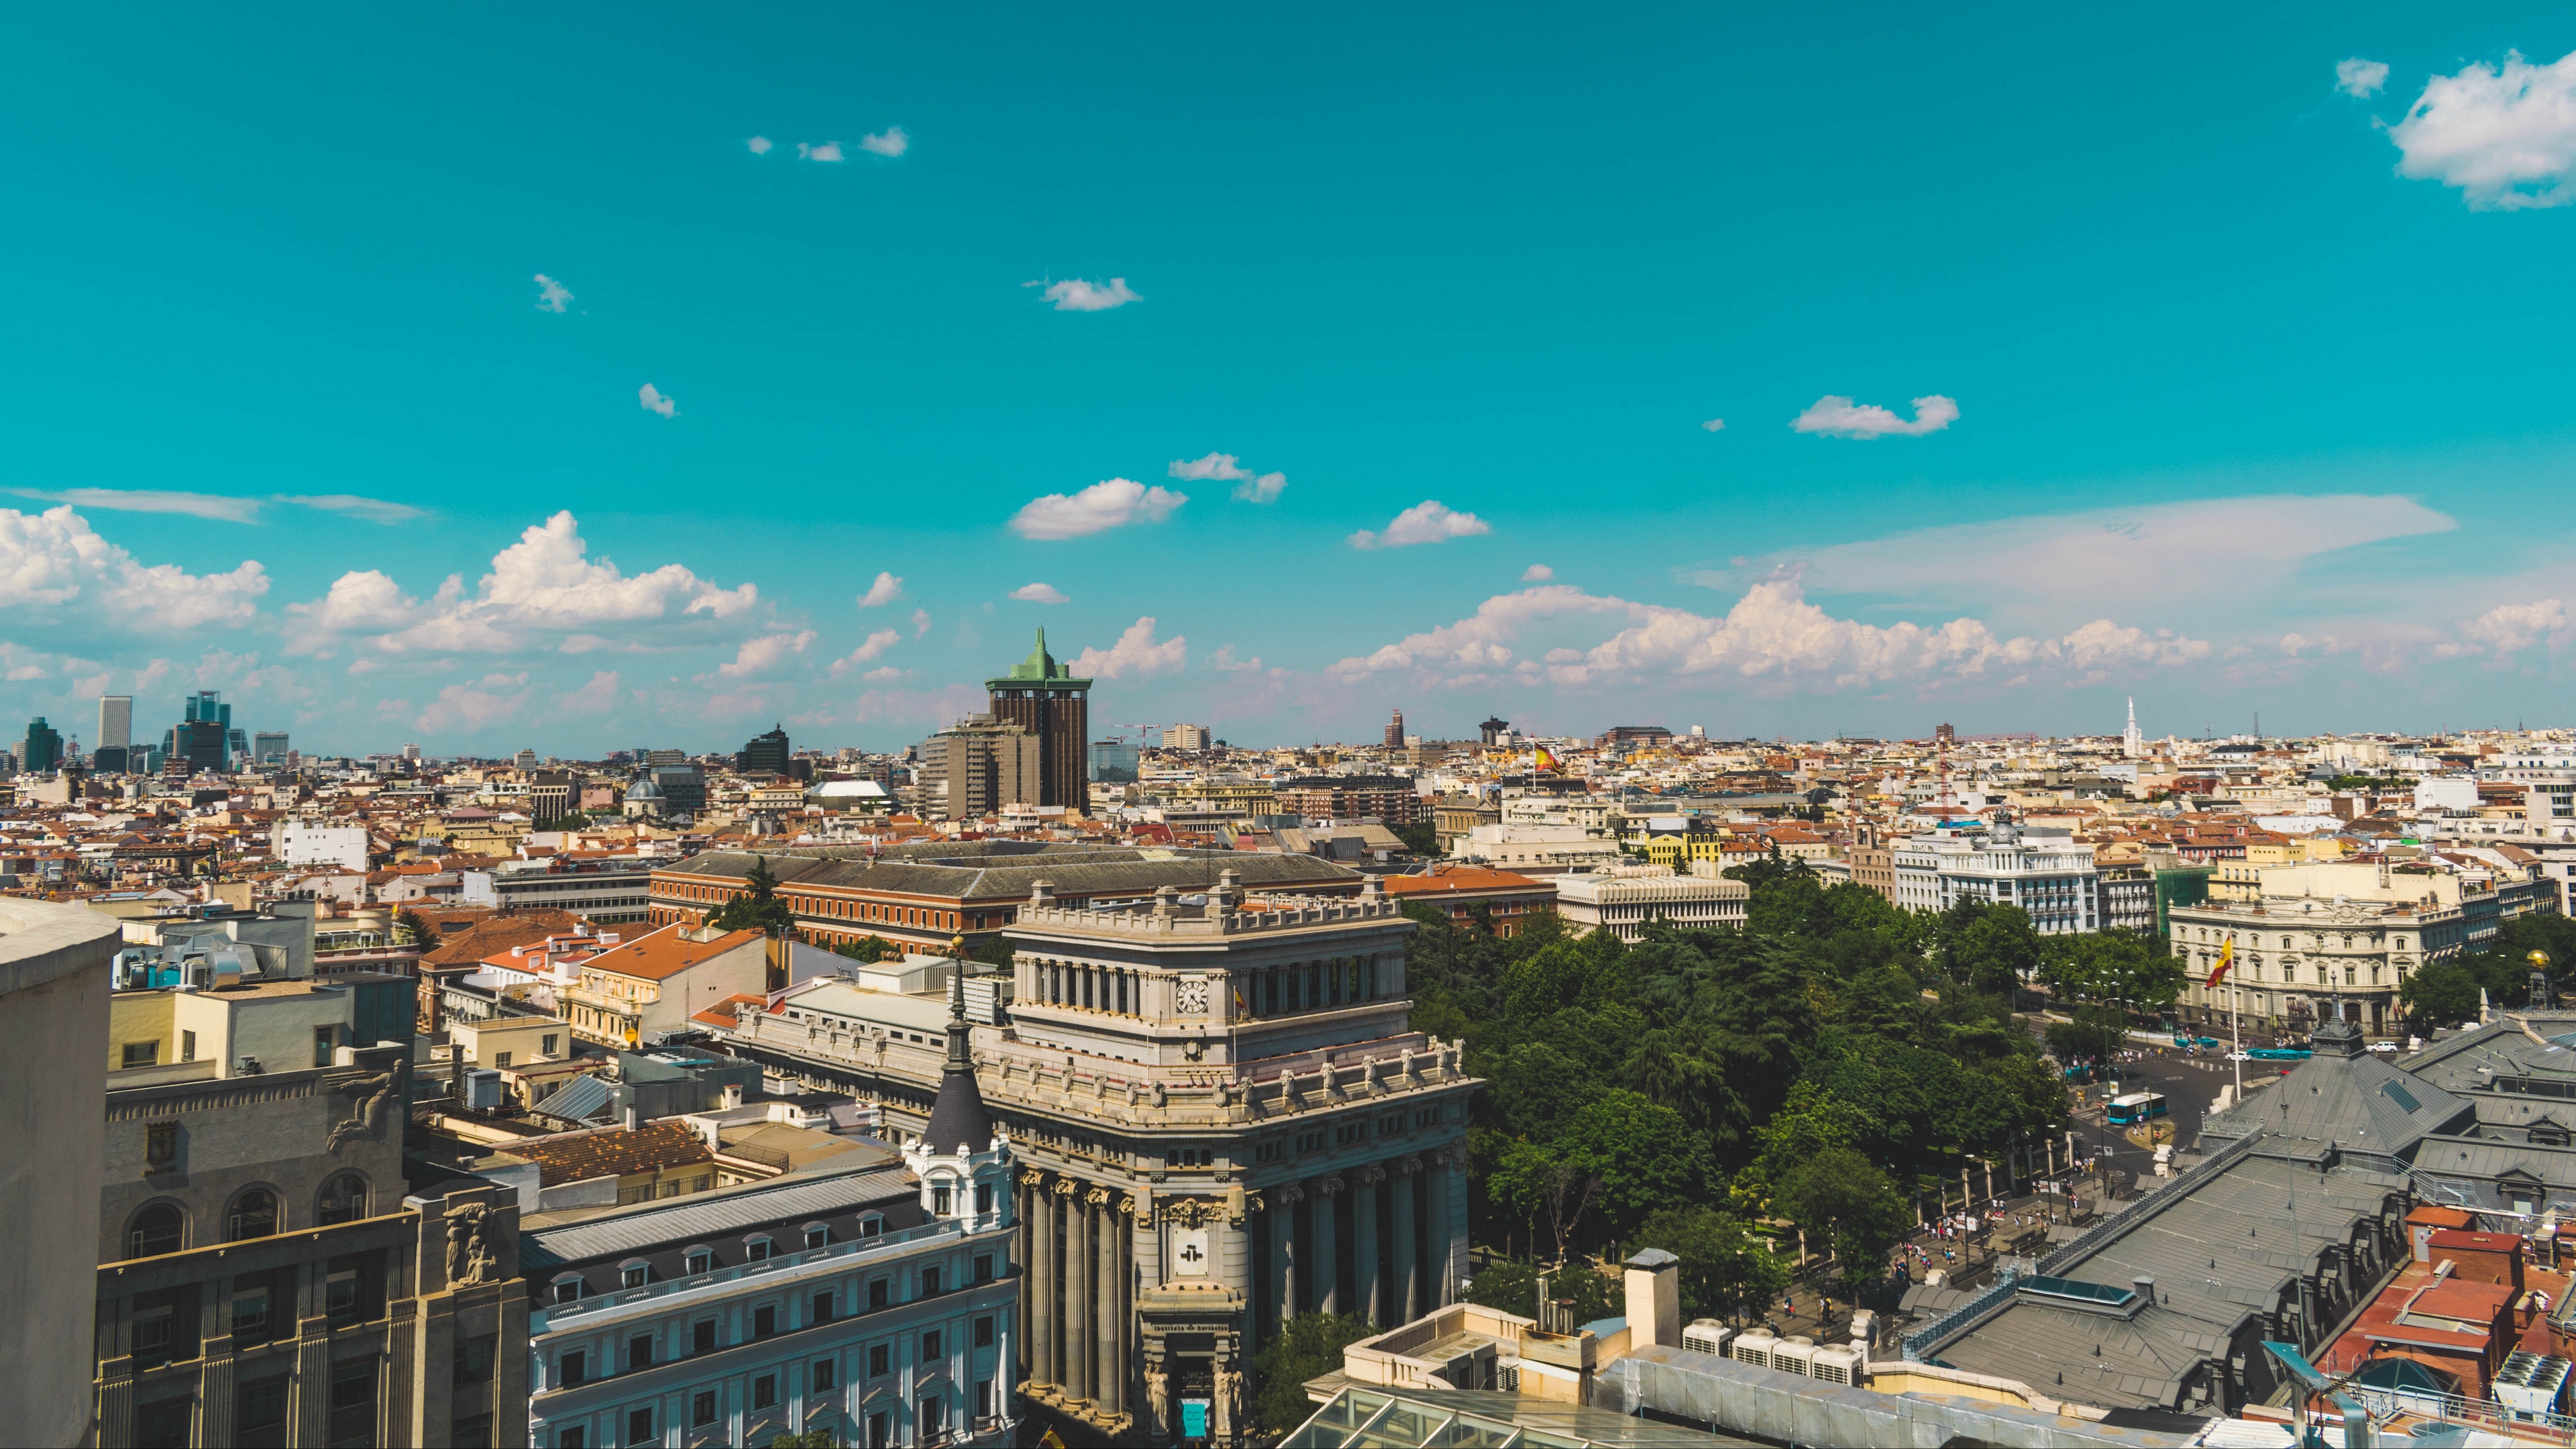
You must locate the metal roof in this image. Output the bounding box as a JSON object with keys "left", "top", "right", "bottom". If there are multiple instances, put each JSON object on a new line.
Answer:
{"left": 525, "top": 1166, "right": 915, "bottom": 1265}
{"left": 535, "top": 1074, "right": 612, "bottom": 1124}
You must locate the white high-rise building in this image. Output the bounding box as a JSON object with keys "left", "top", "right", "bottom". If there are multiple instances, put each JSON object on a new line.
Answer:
{"left": 95, "top": 694, "right": 131, "bottom": 753}
{"left": 2123, "top": 696, "right": 2144, "bottom": 759}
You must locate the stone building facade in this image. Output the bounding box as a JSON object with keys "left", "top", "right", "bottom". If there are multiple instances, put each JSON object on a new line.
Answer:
{"left": 91, "top": 1041, "right": 527, "bottom": 1447}
{"left": 713, "top": 872, "right": 1479, "bottom": 1445}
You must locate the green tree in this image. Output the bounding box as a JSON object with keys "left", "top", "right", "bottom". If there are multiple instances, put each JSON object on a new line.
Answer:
{"left": 1631, "top": 1206, "right": 1793, "bottom": 1324}
{"left": 1771, "top": 1146, "right": 1911, "bottom": 1285}
{"left": 2401, "top": 959, "right": 2483, "bottom": 1029}
{"left": 1393, "top": 819, "right": 1442, "bottom": 857}
{"left": 1248, "top": 1312, "right": 1373, "bottom": 1433}
{"left": 2045, "top": 1004, "right": 2127, "bottom": 1067}
{"left": 395, "top": 908, "right": 439, "bottom": 950}
{"left": 1462, "top": 1257, "right": 1621, "bottom": 1324}
{"left": 708, "top": 856, "right": 797, "bottom": 935}
{"left": 1560, "top": 1089, "right": 1710, "bottom": 1243}
{"left": 833, "top": 934, "right": 897, "bottom": 963}
{"left": 1489, "top": 1138, "right": 1600, "bottom": 1263}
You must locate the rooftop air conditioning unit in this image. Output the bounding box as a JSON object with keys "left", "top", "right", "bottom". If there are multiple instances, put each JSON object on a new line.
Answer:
{"left": 1812, "top": 1345, "right": 1865, "bottom": 1387}
{"left": 1680, "top": 1320, "right": 1733, "bottom": 1358}
{"left": 1730, "top": 1330, "right": 1776, "bottom": 1371}
{"left": 1770, "top": 1337, "right": 1819, "bottom": 1377}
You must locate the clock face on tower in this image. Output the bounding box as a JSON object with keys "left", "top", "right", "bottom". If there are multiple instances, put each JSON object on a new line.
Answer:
{"left": 1176, "top": 976, "right": 1210, "bottom": 1016}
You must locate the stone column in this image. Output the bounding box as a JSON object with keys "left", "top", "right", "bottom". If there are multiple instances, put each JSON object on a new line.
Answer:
{"left": 1430, "top": 1149, "right": 1462, "bottom": 1307}
{"left": 1271, "top": 1182, "right": 1305, "bottom": 1322}
{"left": 1026, "top": 1173, "right": 1055, "bottom": 1389}
{"left": 1313, "top": 1176, "right": 1344, "bottom": 1316}
{"left": 1391, "top": 1157, "right": 1421, "bottom": 1323}
{"left": 1354, "top": 1165, "right": 1385, "bottom": 1326}
{"left": 1093, "top": 1187, "right": 1121, "bottom": 1419}
{"left": 1063, "top": 1182, "right": 1091, "bottom": 1403}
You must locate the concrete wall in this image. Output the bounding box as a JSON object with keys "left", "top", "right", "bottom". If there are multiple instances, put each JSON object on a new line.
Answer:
{"left": 0, "top": 898, "right": 118, "bottom": 1446}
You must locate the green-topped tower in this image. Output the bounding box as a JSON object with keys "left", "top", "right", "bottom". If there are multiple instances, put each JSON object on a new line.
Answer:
{"left": 986, "top": 628, "right": 1093, "bottom": 810}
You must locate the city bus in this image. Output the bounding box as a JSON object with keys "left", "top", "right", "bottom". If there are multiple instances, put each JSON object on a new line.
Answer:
{"left": 2106, "top": 1093, "right": 2169, "bottom": 1126}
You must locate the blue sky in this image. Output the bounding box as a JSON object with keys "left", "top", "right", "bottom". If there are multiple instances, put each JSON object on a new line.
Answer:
{"left": 6, "top": 4, "right": 2576, "bottom": 755}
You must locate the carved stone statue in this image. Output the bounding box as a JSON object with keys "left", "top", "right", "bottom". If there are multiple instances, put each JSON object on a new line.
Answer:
{"left": 1144, "top": 1366, "right": 1170, "bottom": 1436}
{"left": 327, "top": 1071, "right": 397, "bottom": 1152}
{"left": 1214, "top": 1366, "right": 1244, "bottom": 1440}
{"left": 445, "top": 1203, "right": 500, "bottom": 1286}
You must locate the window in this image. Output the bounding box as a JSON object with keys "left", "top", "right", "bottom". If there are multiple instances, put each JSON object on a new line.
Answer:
{"left": 924, "top": 1328, "right": 944, "bottom": 1359}
{"left": 136, "top": 1397, "right": 193, "bottom": 1449}
{"left": 975, "top": 1315, "right": 995, "bottom": 1348}
{"left": 127, "top": 1203, "right": 184, "bottom": 1258}
{"left": 180, "top": 1030, "right": 197, "bottom": 1063}
{"left": 806, "top": 1223, "right": 832, "bottom": 1248}
{"left": 932, "top": 1183, "right": 953, "bottom": 1215}
{"left": 745, "top": 1236, "right": 774, "bottom": 1261}
{"left": 627, "top": 1334, "right": 653, "bottom": 1371}
{"left": 454, "top": 1415, "right": 492, "bottom": 1449}
{"left": 973, "top": 1253, "right": 993, "bottom": 1284}
{"left": 869, "top": 1344, "right": 891, "bottom": 1378}
{"left": 558, "top": 1428, "right": 587, "bottom": 1449}
{"left": 313, "top": 1026, "right": 337, "bottom": 1069}
{"left": 691, "top": 1390, "right": 717, "bottom": 1428}
{"left": 454, "top": 1334, "right": 496, "bottom": 1385}
{"left": 812, "top": 1290, "right": 835, "bottom": 1323}
{"left": 123, "top": 1040, "right": 159, "bottom": 1069}
{"left": 559, "top": 1350, "right": 586, "bottom": 1388}
{"left": 868, "top": 1411, "right": 890, "bottom": 1448}
{"left": 227, "top": 1189, "right": 280, "bottom": 1242}
{"left": 625, "top": 1407, "right": 655, "bottom": 1446}
{"left": 132, "top": 1286, "right": 193, "bottom": 1368}
{"left": 318, "top": 1173, "right": 366, "bottom": 1226}
{"left": 975, "top": 1182, "right": 994, "bottom": 1215}
{"left": 753, "top": 1305, "right": 777, "bottom": 1338}
{"left": 921, "top": 1265, "right": 943, "bottom": 1295}
{"left": 814, "top": 1358, "right": 838, "bottom": 1392}
{"left": 859, "top": 1215, "right": 884, "bottom": 1238}
{"left": 977, "top": 1379, "right": 994, "bottom": 1420}
{"left": 494, "top": 1051, "right": 513, "bottom": 1069}
{"left": 543, "top": 1034, "right": 560, "bottom": 1056}
{"left": 693, "top": 1318, "right": 716, "bottom": 1356}
{"left": 552, "top": 1277, "right": 584, "bottom": 1305}
{"left": 328, "top": 1357, "right": 378, "bottom": 1447}
{"left": 869, "top": 1278, "right": 889, "bottom": 1310}
{"left": 234, "top": 1375, "right": 288, "bottom": 1449}
{"left": 753, "top": 1374, "right": 778, "bottom": 1409}
{"left": 619, "top": 1263, "right": 647, "bottom": 1289}
{"left": 231, "top": 1273, "right": 278, "bottom": 1346}
{"left": 684, "top": 1248, "right": 713, "bottom": 1275}
{"left": 919, "top": 1396, "right": 941, "bottom": 1437}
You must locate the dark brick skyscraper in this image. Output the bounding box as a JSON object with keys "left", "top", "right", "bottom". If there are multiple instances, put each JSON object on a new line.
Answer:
{"left": 985, "top": 629, "right": 1092, "bottom": 810}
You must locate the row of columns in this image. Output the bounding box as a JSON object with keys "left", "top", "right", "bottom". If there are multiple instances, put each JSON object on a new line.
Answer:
{"left": 1021, "top": 1173, "right": 1132, "bottom": 1426}
{"left": 1262, "top": 1148, "right": 1458, "bottom": 1341}
{"left": 1036, "top": 959, "right": 1140, "bottom": 1016}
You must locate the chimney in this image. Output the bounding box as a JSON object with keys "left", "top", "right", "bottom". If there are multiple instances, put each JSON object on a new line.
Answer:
{"left": 722, "top": 1083, "right": 744, "bottom": 1109}
{"left": 623, "top": 1106, "right": 639, "bottom": 1133}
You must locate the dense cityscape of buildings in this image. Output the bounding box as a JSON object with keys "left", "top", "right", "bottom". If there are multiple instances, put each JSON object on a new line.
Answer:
{"left": 12, "top": 639, "right": 2576, "bottom": 1446}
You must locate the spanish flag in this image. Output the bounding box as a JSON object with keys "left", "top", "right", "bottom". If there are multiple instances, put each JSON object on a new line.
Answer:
{"left": 1534, "top": 747, "right": 1559, "bottom": 770}
{"left": 2206, "top": 938, "right": 2234, "bottom": 989}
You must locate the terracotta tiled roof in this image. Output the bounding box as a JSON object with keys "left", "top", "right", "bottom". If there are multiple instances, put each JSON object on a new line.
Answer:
{"left": 1383, "top": 865, "right": 1548, "bottom": 896}
{"left": 588, "top": 923, "right": 765, "bottom": 983}
{"left": 419, "top": 910, "right": 586, "bottom": 967}
{"left": 691, "top": 992, "right": 765, "bottom": 1028}
{"left": 496, "top": 1122, "right": 714, "bottom": 1187}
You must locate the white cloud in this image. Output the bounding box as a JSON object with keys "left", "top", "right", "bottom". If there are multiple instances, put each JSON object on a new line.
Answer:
{"left": 1790, "top": 394, "right": 1959, "bottom": 439}
{"left": 1072, "top": 616, "right": 1187, "bottom": 678}
{"left": 861, "top": 665, "right": 907, "bottom": 683}
{"left": 830, "top": 628, "right": 903, "bottom": 676}
{"left": 747, "top": 136, "right": 773, "bottom": 155}
{"left": 1170, "top": 452, "right": 1251, "bottom": 482}
{"left": 1010, "top": 582, "right": 1070, "bottom": 604}
{"left": 1701, "top": 418, "right": 1726, "bottom": 432}
{"left": 564, "top": 669, "right": 621, "bottom": 712}
{"left": 1210, "top": 644, "right": 1263, "bottom": 672}
{"left": 1331, "top": 580, "right": 2207, "bottom": 692}
{"left": 276, "top": 494, "right": 425, "bottom": 524}
{"left": 910, "top": 607, "right": 932, "bottom": 639}
{"left": 417, "top": 672, "right": 531, "bottom": 733}
{"left": 2337, "top": 58, "right": 2391, "bottom": 99}
{"left": 1233, "top": 472, "right": 1287, "bottom": 503}
{"left": 286, "top": 511, "right": 757, "bottom": 655}
{"left": 797, "top": 140, "right": 846, "bottom": 162}
{"left": 9, "top": 488, "right": 261, "bottom": 523}
{"left": 857, "top": 571, "right": 904, "bottom": 608}
{"left": 639, "top": 383, "right": 678, "bottom": 418}
{"left": 714, "top": 629, "right": 816, "bottom": 679}
{"left": 1010, "top": 478, "right": 1186, "bottom": 539}
{"left": 535, "top": 273, "right": 573, "bottom": 313}
{"left": 1350, "top": 500, "right": 1491, "bottom": 549}
{"left": 2390, "top": 49, "right": 2576, "bottom": 209}
{"left": 1033, "top": 277, "right": 1140, "bottom": 312}
{"left": 858, "top": 127, "right": 909, "bottom": 157}
{"left": 1522, "top": 564, "right": 1555, "bottom": 582}
{"left": 0, "top": 505, "right": 268, "bottom": 627}
{"left": 2440, "top": 598, "right": 2570, "bottom": 656}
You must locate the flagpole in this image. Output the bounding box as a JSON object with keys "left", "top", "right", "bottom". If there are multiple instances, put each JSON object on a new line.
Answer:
{"left": 2231, "top": 993, "right": 2241, "bottom": 1104}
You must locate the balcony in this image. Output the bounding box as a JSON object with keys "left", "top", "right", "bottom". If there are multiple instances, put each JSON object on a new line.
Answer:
{"left": 539, "top": 1216, "right": 1013, "bottom": 1329}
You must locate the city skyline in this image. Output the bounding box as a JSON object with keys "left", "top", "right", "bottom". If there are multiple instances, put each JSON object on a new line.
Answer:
{"left": 7, "top": 7, "right": 2576, "bottom": 752}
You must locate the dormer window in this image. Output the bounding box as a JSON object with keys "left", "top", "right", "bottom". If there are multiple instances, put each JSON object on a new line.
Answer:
{"left": 745, "top": 1235, "right": 774, "bottom": 1262}
{"left": 619, "top": 1260, "right": 649, "bottom": 1289}
{"left": 551, "top": 1275, "right": 584, "bottom": 1304}
{"left": 804, "top": 1222, "right": 832, "bottom": 1249}
{"left": 684, "top": 1247, "right": 713, "bottom": 1275}
{"left": 932, "top": 1183, "right": 953, "bottom": 1216}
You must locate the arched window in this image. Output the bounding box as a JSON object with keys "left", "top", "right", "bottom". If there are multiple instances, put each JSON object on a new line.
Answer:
{"left": 227, "top": 1188, "right": 280, "bottom": 1242}
{"left": 127, "top": 1203, "right": 184, "bottom": 1259}
{"left": 317, "top": 1173, "right": 368, "bottom": 1226}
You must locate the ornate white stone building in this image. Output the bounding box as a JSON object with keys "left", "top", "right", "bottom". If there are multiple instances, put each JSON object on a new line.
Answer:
{"left": 715, "top": 870, "right": 1479, "bottom": 1445}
